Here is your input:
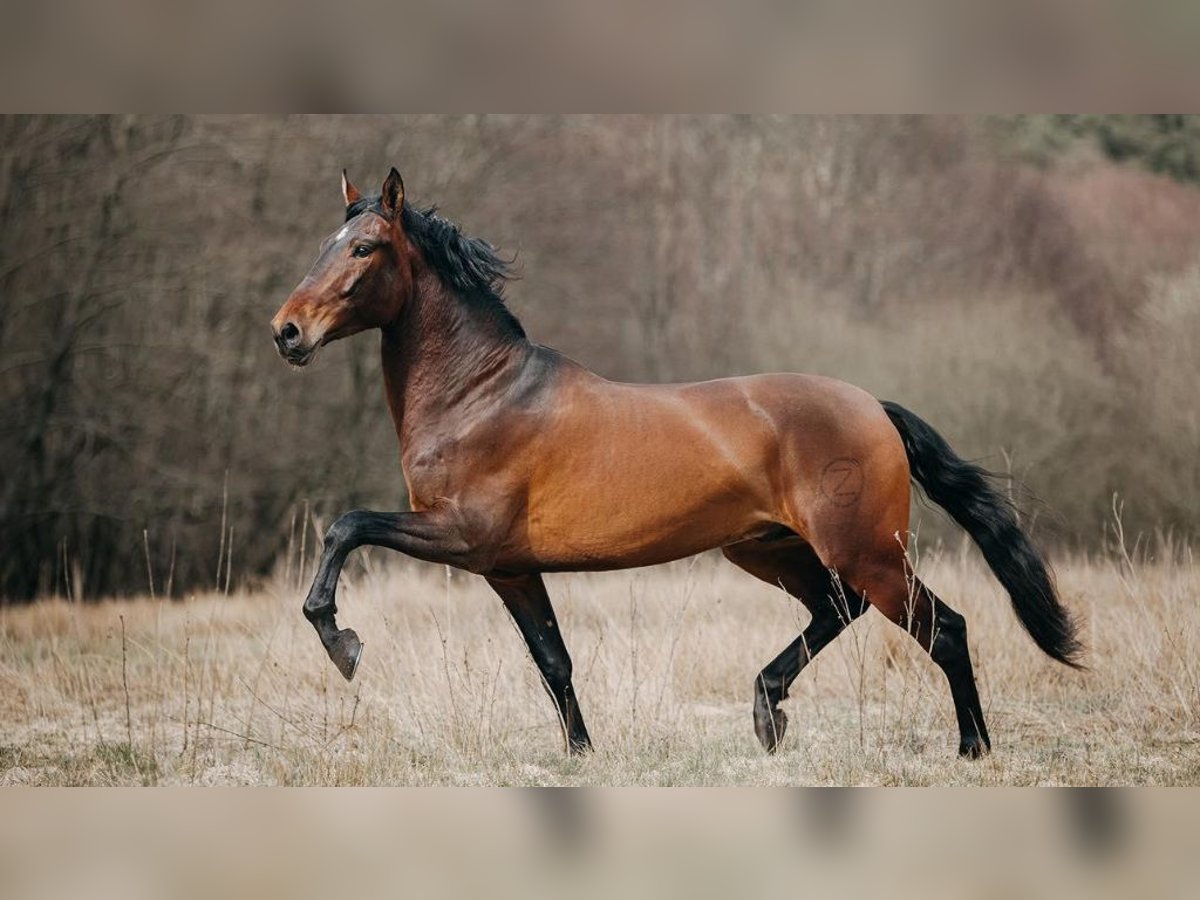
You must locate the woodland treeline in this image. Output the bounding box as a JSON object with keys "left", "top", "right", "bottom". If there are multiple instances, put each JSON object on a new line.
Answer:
{"left": 3, "top": 115, "right": 1199, "bottom": 599}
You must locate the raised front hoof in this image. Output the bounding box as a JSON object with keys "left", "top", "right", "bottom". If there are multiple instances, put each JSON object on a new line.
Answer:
{"left": 328, "top": 628, "right": 364, "bottom": 681}
{"left": 753, "top": 695, "right": 788, "bottom": 754}
{"left": 958, "top": 736, "right": 991, "bottom": 760}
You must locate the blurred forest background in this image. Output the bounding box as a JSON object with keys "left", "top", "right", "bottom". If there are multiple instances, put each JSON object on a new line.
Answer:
{"left": 2, "top": 115, "right": 1199, "bottom": 601}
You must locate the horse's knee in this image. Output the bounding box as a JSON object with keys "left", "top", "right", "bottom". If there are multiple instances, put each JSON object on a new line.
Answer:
{"left": 324, "top": 509, "right": 369, "bottom": 552}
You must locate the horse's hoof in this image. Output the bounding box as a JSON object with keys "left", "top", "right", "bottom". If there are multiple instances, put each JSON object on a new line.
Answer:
{"left": 329, "top": 628, "right": 363, "bottom": 681}
{"left": 567, "top": 737, "right": 593, "bottom": 756}
{"left": 958, "top": 736, "right": 990, "bottom": 760}
{"left": 754, "top": 695, "right": 788, "bottom": 754}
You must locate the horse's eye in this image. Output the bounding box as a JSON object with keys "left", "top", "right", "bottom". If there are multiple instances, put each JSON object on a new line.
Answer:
{"left": 352, "top": 244, "right": 373, "bottom": 258}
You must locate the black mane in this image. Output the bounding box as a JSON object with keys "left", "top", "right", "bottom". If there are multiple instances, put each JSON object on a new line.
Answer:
{"left": 346, "top": 196, "right": 524, "bottom": 338}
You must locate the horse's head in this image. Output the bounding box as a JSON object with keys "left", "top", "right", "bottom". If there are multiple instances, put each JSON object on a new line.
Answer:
{"left": 272, "top": 168, "right": 414, "bottom": 367}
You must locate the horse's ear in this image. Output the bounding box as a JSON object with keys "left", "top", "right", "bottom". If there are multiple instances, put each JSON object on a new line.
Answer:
{"left": 341, "top": 170, "right": 361, "bottom": 207}
{"left": 381, "top": 167, "right": 405, "bottom": 218}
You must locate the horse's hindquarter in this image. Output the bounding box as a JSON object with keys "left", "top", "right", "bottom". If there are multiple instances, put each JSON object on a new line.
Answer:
{"left": 754, "top": 373, "right": 912, "bottom": 567}
{"left": 521, "top": 372, "right": 904, "bottom": 570}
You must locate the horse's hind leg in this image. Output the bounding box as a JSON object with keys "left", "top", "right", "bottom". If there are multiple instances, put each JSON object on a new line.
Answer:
{"left": 849, "top": 562, "right": 991, "bottom": 758}
{"left": 722, "top": 536, "right": 869, "bottom": 753}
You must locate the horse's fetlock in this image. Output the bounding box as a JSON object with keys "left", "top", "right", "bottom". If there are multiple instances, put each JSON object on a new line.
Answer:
{"left": 303, "top": 601, "right": 330, "bottom": 623}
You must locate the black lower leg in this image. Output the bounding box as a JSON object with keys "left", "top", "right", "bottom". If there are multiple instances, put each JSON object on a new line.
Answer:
{"left": 488, "top": 574, "right": 592, "bottom": 754}
{"left": 551, "top": 683, "right": 590, "bottom": 754}
{"left": 302, "top": 528, "right": 365, "bottom": 681}
{"left": 302, "top": 508, "right": 474, "bottom": 681}
{"left": 928, "top": 600, "right": 991, "bottom": 758}
{"left": 754, "top": 588, "right": 868, "bottom": 753}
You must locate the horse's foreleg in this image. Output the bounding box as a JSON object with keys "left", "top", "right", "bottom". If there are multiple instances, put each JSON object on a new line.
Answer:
{"left": 302, "top": 508, "right": 478, "bottom": 681}
{"left": 487, "top": 573, "right": 592, "bottom": 754}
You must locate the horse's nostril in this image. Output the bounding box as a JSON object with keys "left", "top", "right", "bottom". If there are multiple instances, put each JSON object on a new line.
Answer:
{"left": 280, "top": 322, "right": 301, "bottom": 348}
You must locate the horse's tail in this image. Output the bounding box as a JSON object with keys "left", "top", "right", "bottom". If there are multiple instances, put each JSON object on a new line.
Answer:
{"left": 881, "top": 400, "right": 1083, "bottom": 669}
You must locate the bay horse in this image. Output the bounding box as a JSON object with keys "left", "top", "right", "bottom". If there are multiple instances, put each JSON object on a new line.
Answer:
{"left": 271, "top": 168, "right": 1082, "bottom": 759}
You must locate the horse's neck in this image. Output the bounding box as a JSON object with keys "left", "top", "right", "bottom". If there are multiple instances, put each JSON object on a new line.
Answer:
{"left": 380, "top": 271, "right": 530, "bottom": 447}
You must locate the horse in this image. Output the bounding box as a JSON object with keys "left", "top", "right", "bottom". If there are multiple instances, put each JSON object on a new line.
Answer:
{"left": 271, "top": 168, "right": 1082, "bottom": 759}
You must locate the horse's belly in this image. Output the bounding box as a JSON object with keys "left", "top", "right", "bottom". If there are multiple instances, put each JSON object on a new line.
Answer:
{"left": 524, "top": 462, "right": 767, "bottom": 569}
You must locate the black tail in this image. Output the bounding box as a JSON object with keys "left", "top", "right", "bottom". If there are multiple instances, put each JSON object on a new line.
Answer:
{"left": 881, "top": 401, "right": 1083, "bottom": 669}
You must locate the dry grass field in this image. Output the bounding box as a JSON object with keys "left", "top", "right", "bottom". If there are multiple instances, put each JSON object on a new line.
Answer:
{"left": 1, "top": 543, "right": 1197, "bottom": 786}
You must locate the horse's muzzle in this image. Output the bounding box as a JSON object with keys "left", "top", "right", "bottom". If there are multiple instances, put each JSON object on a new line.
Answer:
{"left": 273, "top": 321, "right": 318, "bottom": 367}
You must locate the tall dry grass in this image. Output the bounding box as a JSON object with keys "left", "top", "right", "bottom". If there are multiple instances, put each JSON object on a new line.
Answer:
{"left": 2, "top": 532, "right": 1196, "bottom": 786}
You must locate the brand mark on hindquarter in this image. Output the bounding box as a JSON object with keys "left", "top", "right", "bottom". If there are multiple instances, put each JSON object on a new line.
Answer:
{"left": 820, "top": 457, "right": 863, "bottom": 508}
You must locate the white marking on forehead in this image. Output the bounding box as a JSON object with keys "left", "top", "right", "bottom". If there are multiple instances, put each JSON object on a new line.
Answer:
{"left": 335, "top": 224, "right": 351, "bottom": 242}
